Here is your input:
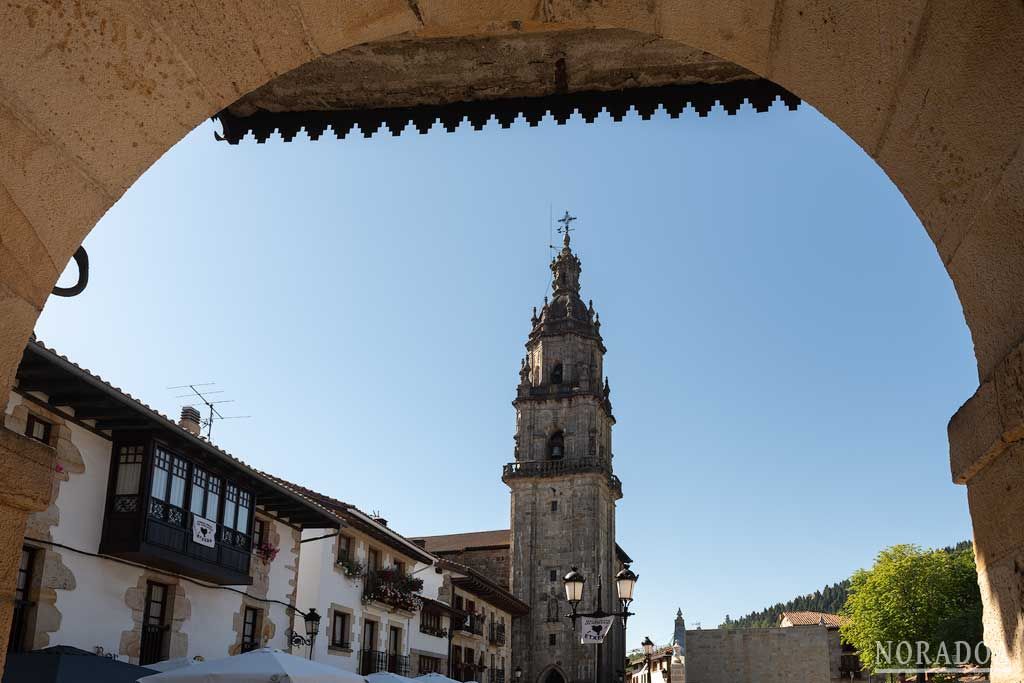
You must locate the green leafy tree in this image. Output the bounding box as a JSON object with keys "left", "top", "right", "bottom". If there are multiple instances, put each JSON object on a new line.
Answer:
{"left": 840, "top": 544, "right": 983, "bottom": 676}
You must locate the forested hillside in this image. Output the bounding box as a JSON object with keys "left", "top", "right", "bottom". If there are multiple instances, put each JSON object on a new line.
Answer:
{"left": 718, "top": 541, "right": 971, "bottom": 629}
{"left": 719, "top": 581, "right": 850, "bottom": 629}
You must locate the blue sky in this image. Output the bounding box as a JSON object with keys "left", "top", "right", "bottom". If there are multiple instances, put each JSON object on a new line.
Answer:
{"left": 39, "top": 101, "right": 976, "bottom": 643}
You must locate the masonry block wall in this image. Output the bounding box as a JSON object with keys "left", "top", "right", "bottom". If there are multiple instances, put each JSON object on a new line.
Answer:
{"left": 684, "top": 626, "right": 832, "bottom": 683}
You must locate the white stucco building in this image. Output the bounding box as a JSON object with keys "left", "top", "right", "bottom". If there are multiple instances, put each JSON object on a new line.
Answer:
{"left": 436, "top": 557, "right": 525, "bottom": 683}
{"left": 5, "top": 340, "right": 343, "bottom": 665}
{"left": 279, "top": 484, "right": 456, "bottom": 674}
{"left": 5, "top": 338, "right": 529, "bottom": 678}
{"left": 279, "top": 483, "right": 528, "bottom": 682}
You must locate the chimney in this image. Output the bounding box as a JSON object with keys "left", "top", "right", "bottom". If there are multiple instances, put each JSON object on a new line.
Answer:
{"left": 179, "top": 406, "right": 202, "bottom": 436}
{"left": 371, "top": 515, "right": 388, "bottom": 527}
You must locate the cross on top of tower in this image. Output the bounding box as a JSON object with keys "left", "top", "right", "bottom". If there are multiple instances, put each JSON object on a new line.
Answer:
{"left": 557, "top": 210, "right": 577, "bottom": 247}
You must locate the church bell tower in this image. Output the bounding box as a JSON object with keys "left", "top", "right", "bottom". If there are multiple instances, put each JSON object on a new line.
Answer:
{"left": 503, "top": 213, "right": 624, "bottom": 683}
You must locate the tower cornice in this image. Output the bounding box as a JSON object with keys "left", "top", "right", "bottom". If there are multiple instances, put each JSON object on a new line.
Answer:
{"left": 501, "top": 458, "right": 623, "bottom": 500}
{"left": 512, "top": 390, "right": 615, "bottom": 423}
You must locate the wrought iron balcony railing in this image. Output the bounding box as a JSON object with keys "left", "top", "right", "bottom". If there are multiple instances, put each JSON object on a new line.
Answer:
{"left": 459, "top": 613, "right": 484, "bottom": 636}
{"left": 489, "top": 622, "right": 506, "bottom": 646}
{"left": 453, "top": 663, "right": 481, "bottom": 682}
{"left": 360, "top": 650, "right": 410, "bottom": 676}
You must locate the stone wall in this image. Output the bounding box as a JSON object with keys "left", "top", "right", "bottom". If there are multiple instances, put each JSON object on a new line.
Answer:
{"left": 436, "top": 547, "right": 511, "bottom": 590}
{"left": 684, "top": 626, "right": 832, "bottom": 683}
{"left": 510, "top": 473, "right": 620, "bottom": 683}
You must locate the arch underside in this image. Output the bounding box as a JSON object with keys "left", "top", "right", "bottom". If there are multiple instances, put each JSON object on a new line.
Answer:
{"left": 216, "top": 29, "right": 799, "bottom": 143}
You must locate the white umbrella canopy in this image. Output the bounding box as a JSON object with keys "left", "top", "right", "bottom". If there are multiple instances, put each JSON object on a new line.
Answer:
{"left": 367, "top": 672, "right": 412, "bottom": 683}
{"left": 137, "top": 648, "right": 369, "bottom": 683}
{"left": 145, "top": 657, "right": 200, "bottom": 673}
{"left": 416, "top": 673, "right": 460, "bottom": 683}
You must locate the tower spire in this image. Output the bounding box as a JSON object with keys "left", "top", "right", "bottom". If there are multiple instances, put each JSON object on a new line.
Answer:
{"left": 529, "top": 210, "right": 604, "bottom": 349}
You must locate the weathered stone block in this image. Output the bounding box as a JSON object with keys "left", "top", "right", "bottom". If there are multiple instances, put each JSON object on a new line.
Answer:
{"left": 659, "top": 0, "right": 774, "bottom": 77}
{"left": 0, "top": 289, "right": 39, "bottom": 412}
{"left": 294, "top": 0, "right": 422, "bottom": 55}
{"left": 141, "top": 0, "right": 318, "bottom": 103}
{"left": 974, "top": 548, "right": 1024, "bottom": 683}
{"left": 874, "top": 3, "right": 1024, "bottom": 342}
{"left": 0, "top": 184, "right": 57, "bottom": 309}
{"left": 948, "top": 147, "right": 1024, "bottom": 382}
{"left": 770, "top": 0, "right": 928, "bottom": 152}
{"left": 0, "top": 3, "right": 212, "bottom": 197}
{"left": 949, "top": 381, "right": 1003, "bottom": 484}
{"left": 0, "top": 102, "right": 112, "bottom": 269}
{"left": 0, "top": 427, "right": 55, "bottom": 513}
{"left": 967, "top": 443, "right": 1024, "bottom": 568}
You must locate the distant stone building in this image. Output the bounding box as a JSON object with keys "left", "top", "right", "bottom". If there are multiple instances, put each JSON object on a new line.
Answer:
{"left": 778, "top": 611, "right": 846, "bottom": 629}
{"left": 634, "top": 609, "right": 870, "bottom": 683}
{"left": 416, "top": 219, "right": 628, "bottom": 683}
{"left": 778, "top": 611, "right": 862, "bottom": 679}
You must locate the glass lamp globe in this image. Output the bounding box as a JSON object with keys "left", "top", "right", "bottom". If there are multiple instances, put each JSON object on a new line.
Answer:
{"left": 562, "top": 567, "right": 586, "bottom": 605}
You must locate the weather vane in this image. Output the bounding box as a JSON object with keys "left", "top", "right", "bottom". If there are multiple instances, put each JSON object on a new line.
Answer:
{"left": 557, "top": 210, "right": 577, "bottom": 244}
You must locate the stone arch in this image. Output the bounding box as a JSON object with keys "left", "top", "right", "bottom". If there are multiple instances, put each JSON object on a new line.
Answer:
{"left": 0, "top": 2, "right": 1021, "bottom": 680}
{"left": 538, "top": 663, "right": 568, "bottom": 683}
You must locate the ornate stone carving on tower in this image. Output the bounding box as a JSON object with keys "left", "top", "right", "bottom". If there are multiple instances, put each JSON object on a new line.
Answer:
{"left": 503, "top": 213, "right": 625, "bottom": 683}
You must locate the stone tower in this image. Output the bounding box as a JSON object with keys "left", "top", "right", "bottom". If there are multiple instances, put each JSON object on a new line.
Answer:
{"left": 672, "top": 609, "right": 686, "bottom": 655}
{"left": 503, "top": 217, "right": 624, "bottom": 683}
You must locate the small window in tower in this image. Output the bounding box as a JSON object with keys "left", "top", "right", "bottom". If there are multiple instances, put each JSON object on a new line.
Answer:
{"left": 551, "top": 363, "right": 563, "bottom": 385}
{"left": 549, "top": 633, "right": 557, "bottom": 646}
{"left": 548, "top": 432, "right": 564, "bottom": 460}
{"left": 549, "top": 569, "right": 557, "bottom": 582}
{"left": 551, "top": 500, "right": 558, "bottom": 513}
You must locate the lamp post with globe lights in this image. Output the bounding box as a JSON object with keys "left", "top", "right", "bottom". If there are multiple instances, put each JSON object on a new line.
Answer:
{"left": 641, "top": 636, "right": 655, "bottom": 683}
{"left": 562, "top": 564, "right": 639, "bottom": 683}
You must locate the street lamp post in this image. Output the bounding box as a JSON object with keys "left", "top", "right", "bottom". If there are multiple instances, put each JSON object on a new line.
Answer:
{"left": 562, "top": 564, "right": 639, "bottom": 683}
{"left": 641, "top": 637, "right": 655, "bottom": 683}
{"left": 287, "top": 607, "right": 322, "bottom": 660}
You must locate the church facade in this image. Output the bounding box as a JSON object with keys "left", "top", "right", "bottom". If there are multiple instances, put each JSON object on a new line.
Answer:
{"left": 415, "top": 218, "right": 627, "bottom": 683}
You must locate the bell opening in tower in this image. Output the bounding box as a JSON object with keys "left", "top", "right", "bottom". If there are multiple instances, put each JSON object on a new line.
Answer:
{"left": 548, "top": 432, "right": 564, "bottom": 460}
{"left": 551, "top": 362, "right": 563, "bottom": 385}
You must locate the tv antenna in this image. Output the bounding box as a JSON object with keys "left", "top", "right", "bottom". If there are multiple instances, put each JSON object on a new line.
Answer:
{"left": 548, "top": 204, "right": 555, "bottom": 256}
{"left": 168, "top": 383, "right": 250, "bottom": 439}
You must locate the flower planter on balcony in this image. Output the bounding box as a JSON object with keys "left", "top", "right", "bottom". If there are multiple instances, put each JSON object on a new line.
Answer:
{"left": 362, "top": 569, "right": 424, "bottom": 612}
